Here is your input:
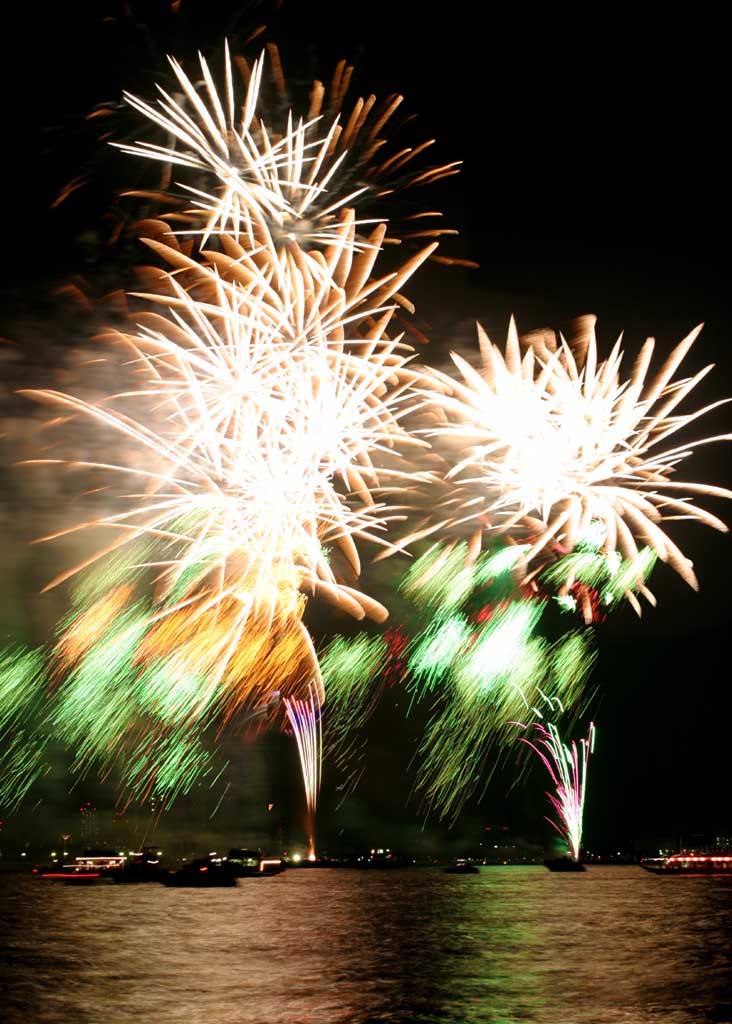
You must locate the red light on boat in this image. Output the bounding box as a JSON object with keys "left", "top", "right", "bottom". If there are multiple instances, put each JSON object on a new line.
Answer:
{"left": 41, "top": 872, "right": 101, "bottom": 879}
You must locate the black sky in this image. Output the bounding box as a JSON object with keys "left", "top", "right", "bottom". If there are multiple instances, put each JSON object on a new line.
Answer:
{"left": 2, "top": 1, "right": 730, "bottom": 854}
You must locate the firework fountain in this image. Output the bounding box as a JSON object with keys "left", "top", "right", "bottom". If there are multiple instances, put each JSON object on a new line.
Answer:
{"left": 283, "top": 686, "right": 322, "bottom": 860}
{"left": 518, "top": 719, "right": 596, "bottom": 865}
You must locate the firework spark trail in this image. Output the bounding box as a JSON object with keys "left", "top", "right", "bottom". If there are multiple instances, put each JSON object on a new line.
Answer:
{"left": 412, "top": 602, "right": 568, "bottom": 822}
{"left": 284, "top": 684, "right": 322, "bottom": 859}
{"left": 518, "top": 720, "right": 596, "bottom": 861}
{"left": 387, "top": 541, "right": 599, "bottom": 820}
{"left": 48, "top": 584, "right": 232, "bottom": 807}
{"left": 411, "top": 316, "right": 731, "bottom": 596}
{"left": 400, "top": 540, "right": 531, "bottom": 612}
{"left": 1, "top": 557, "right": 323, "bottom": 813}
{"left": 320, "top": 634, "right": 388, "bottom": 795}
{"left": 408, "top": 611, "right": 472, "bottom": 694}
{"left": 541, "top": 524, "right": 658, "bottom": 621}
{"left": 0, "top": 647, "right": 51, "bottom": 808}
{"left": 32, "top": 544, "right": 317, "bottom": 806}
{"left": 10, "top": 530, "right": 613, "bottom": 813}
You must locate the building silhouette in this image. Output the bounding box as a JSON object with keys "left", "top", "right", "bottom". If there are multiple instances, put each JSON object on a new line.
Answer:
{"left": 79, "top": 801, "right": 98, "bottom": 847}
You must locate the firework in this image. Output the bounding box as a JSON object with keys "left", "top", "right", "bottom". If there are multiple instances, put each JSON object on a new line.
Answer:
{"left": 0, "top": 559, "right": 304, "bottom": 811}
{"left": 414, "top": 315, "right": 731, "bottom": 594}
{"left": 0, "top": 646, "right": 51, "bottom": 808}
{"left": 29, "top": 546, "right": 306, "bottom": 806}
{"left": 412, "top": 603, "right": 595, "bottom": 822}
{"left": 18, "top": 33, "right": 454, "bottom": 816}
{"left": 373, "top": 540, "right": 598, "bottom": 819}
{"left": 111, "top": 42, "right": 465, "bottom": 263}
{"left": 20, "top": 25, "right": 729, "bottom": 840}
{"left": 49, "top": 585, "right": 231, "bottom": 807}
{"left": 239, "top": 42, "right": 469, "bottom": 261}
{"left": 518, "top": 719, "right": 596, "bottom": 862}
{"left": 540, "top": 524, "right": 658, "bottom": 622}
{"left": 284, "top": 685, "right": 322, "bottom": 859}
{"left": 319, "top": 633, "right": 389, "bottom": 794}
{"left": 22, "top": 226, "right": 433, "bottom": 700}
{"left": 118, "top": 45, "right": 365, "bottom": 252}
{"left": 279, "top": 536, "right": 601, "bottom": 822}
{"left": 408, "top": 611, "right": 473, "bottom": 693}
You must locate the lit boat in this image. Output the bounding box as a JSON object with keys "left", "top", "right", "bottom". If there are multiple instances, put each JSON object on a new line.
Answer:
{"left": 444, "top": 859, "right": 480, "bottom": 874}
{"left": 35, "top": 851, "right": 125, "bottom": 883}
{"left": 641, "top": 853, "right": 732, "bottom": 875}
{"left": 113, "top": 849, "right": 168, "bottom": 884}
{"left": 226, "top": 849, "right": 285, "bottom": 877}
{"left": 354, "top": 848, "right": 411, "bottom": 869}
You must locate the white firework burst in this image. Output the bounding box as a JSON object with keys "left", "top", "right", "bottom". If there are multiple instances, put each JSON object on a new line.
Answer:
{"left": 116, "top": 43, "right": 381, "bottom": 252}
{"left": 418, "top": 315, "right": 731, "bottom": 590}
{"left": 22, "top": 251, "right": 428, "bottom": 643}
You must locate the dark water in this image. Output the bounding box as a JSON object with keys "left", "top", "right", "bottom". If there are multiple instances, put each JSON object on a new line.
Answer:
{"left": 1, "top": 867, "right": 731, "bottom": 1024}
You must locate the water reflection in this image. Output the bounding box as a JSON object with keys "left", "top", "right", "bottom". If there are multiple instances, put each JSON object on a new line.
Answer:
{"left": 1, "top": 867, "right": 731, "bottom": 1023}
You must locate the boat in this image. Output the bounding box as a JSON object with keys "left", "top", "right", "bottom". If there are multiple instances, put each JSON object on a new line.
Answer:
{"left": 226, "top": 848, "right": 286, "bottom": 878}
{"left": 641, "top": 853, "right": 732, "bottom": 875}
{"left": 444, "top": 859, "right": 480, "bottom": 874}
{"left": 544, "top": 857, "right": 586, "bottom": 872}
{"left": 35, "top": 850, "right": 125, "bottom": 883}
{"left": 113, "top": 849, "right": 168, "bottom": 884}
{"left": 354, "top": 848, "right": 412, "bottom": 869}
{"left": 164, "top": 857, "right": 237, "bottom": 888}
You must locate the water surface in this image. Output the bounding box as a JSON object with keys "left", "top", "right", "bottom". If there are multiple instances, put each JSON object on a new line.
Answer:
{"left": 1, "top": 866, "right": 731, "bottom": 1023}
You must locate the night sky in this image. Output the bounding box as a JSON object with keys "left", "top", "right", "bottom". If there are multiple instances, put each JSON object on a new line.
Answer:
{"left": 1, "top": 1, "right": 729, "bottom": 857}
